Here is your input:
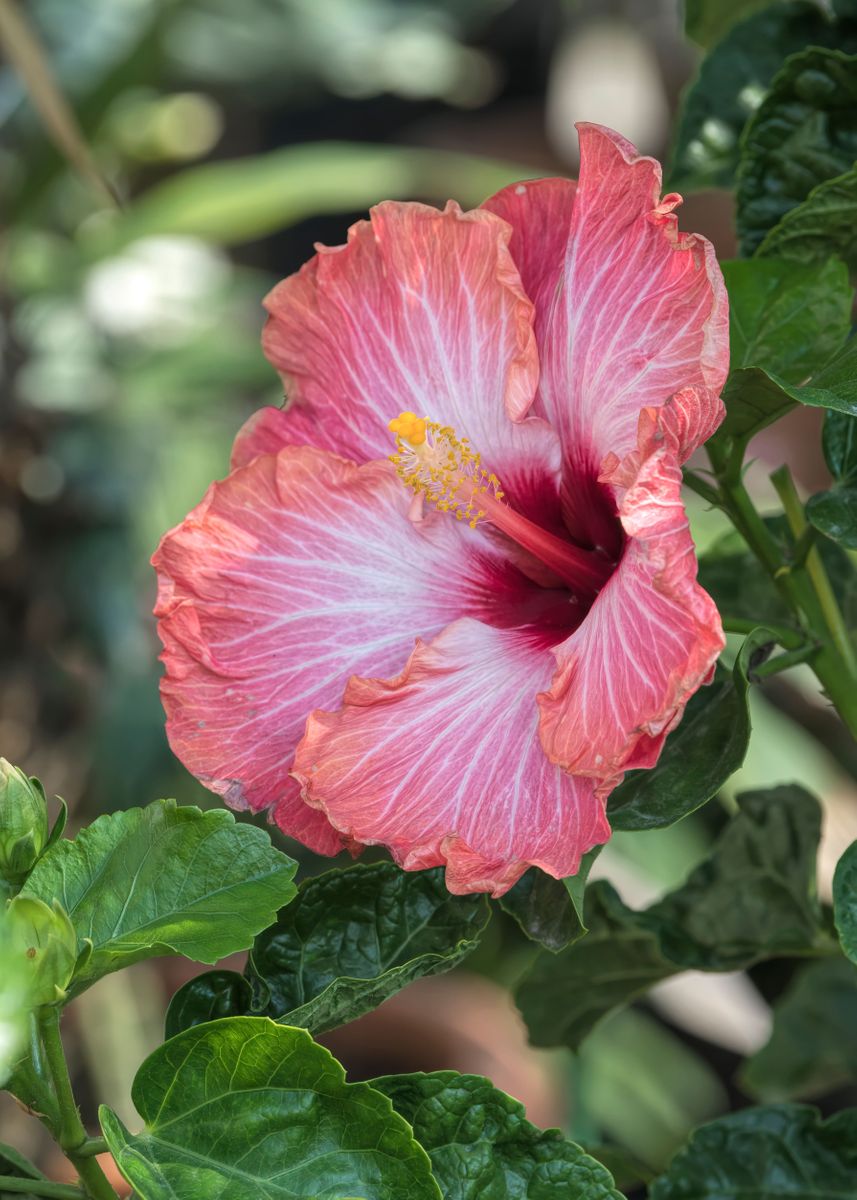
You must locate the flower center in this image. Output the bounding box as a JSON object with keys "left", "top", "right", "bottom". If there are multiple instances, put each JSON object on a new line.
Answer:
{"left": 388, "top": 411, "right": 613, "bottom": 599}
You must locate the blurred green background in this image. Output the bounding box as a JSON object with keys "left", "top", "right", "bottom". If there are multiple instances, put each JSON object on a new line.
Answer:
{"left": 1, "top": 0, "right": 855, "bottom": 1190}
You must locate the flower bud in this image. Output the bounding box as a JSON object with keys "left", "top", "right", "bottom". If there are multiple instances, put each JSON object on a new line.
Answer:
{"left": 5, "top": 896, "right": 78, "bottom": 1007}
{"left": 0, "top": 760, "right": 49, "bottom": 884}
{"left": 0, "top": 916, "right": 31, "bottom": 1084}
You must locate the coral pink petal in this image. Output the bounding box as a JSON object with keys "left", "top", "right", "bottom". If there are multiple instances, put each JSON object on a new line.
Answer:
{"left": 153, "top": 445, "right": 534, "bottom": 853}
{"left": 261, "top": 199, "right": 563, "bottom": 524}
{"left": 539, "top": 387, "right": 725, "bottom": 779}
{"left": 231, "top": 406, "right": 294, "bottom": 470}
{"left": 293, "top": 618, "right": 611, "bottom": 897}
{"left": 482, "top": 177, "right": 577, "bottom": 362}
{"left": 487, "top": 125, "right": 728, "bottom": 544}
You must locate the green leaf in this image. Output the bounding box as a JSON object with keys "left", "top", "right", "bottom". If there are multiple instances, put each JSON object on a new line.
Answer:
{"left": 516, "top": 786, "right": 828, "bottom": 1050}
{"left": 742, "top": 957, "right": 857, "bottom": 1100}
{"left": 833, "top": 840, "right": 857, "bottom": 961}
{"left": 607, "top": 631, "right": 766, "bottom": 832}
{"left": 683, "top": 0, "right": 773, "bottom": 48}
{"left": 737, "top": 49, "right": 857, "bottom": 255}
{"left": 723, "top": 257, "right": 852, "bottom": 386}
{"left": 807, "top": 486, "right": 857, "bottom": 547}
{"left": 758, "top": 161, "right": 857, "bottom": 269}
{"left": 563, "top": 846, "right": 602, "bottom": 931}
{"left": 20, "top": 800, "right": 297, "bottom": 996}
{"left": 669, "top": 1, "right": 857, "bottom": 191}
{"left": 515, "top": 882, "right": 676, "bottom": 1051}
{"left": 822, "top": 409, "right": 857, "bottom": 483}
{"left": 698, "top": 526, "right": 795, "bottom": 629}
{"left": 0, "top": 1145, "right": 44, "bottom": 1181}
{"left": 372, "top": 1070, "right": 624, "bottom": 1200}
{"left": 643, "top": 785, "right": 827, "bottom": 971}
{"left": 92, "top": 143, "right": 539, "bottom": 252}
{"left": 718, "top": 354, "right": 857, "bottom": 443}
{"left": 499, "top": 847, "right": 602, "bottom": 952}
{"left": 247, "top": 862, "right": 489, "bottom": 1035}
{"left": 100, "top": 1017, "right": 441, "bottom": 1200}
{"left": 164, "top": 969, "right": 253, "bottom": 1040}
{"left": 499, "top": 871, "right": 584, "bottom": 953}
{"left": 648, "top": 1105, "right": 857, "bottom": 1199}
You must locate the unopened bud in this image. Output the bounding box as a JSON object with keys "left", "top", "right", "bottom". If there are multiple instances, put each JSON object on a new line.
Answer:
{"left": 6, "top": 896, "right": 78, "bottom": 1007}
{"left": 0, "top": 760, "right": 49, "bottom": 884}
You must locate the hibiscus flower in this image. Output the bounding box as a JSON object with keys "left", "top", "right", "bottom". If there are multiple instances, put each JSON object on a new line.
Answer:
{"left": 153, "top": 123, "right": 728, "bottom": 897}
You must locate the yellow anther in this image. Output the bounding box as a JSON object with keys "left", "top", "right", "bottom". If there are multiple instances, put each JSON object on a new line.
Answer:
{"left": 388, "top": 411, "right": 426, "bottom": 446}
{"left": 388, "top": 414, "right": 503, "bottom": 526}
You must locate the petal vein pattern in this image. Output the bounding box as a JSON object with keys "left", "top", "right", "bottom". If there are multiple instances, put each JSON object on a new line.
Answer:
{"left": 294, "top": 619, "right": 611, "bottom": 897}
{"left": 259, "top": 200, "right": 563, "bottom": 524}
{"left": 153, "top": 447, "right": 534, "bottom": 854}
{"left": 539, "top": 389, "right": 725, "bottom": 778}
{"left": 486, "top": 124, "right": 728, "bottom": 540}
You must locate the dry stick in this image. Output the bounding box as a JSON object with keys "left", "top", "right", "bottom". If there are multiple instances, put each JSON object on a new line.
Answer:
{"left": 0, "top": 0, "right": 118, "bottom": 208}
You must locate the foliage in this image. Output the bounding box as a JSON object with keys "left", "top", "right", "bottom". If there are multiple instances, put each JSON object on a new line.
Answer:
{"left": 100, "top": 1019, "right": 442, "bottom": 1200}
{"left": 3, "top": 1, "right": 857, "bottom": 1197}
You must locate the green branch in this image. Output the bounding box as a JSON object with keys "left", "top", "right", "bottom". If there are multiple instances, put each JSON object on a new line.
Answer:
{"left": 770, "top": 465, "right": 857, "bottom": 678}
{"left": 38, "top": 1010, "right": 119, "bottom": 1200}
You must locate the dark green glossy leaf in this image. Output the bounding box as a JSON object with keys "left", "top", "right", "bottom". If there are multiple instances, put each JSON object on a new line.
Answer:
{"left": 648, "top": 1105, "right": 857, "bottom": 1199}
{"left": 718, "top": 356, "right": 857, "bottom": 443}
{"left": 247, "top": 862, "right": 489, "bottom": 1035}
{"left": 607, "top": 631, "right": 767, "bottom": 832}
{"left": 500, "top": 871, "right": 582, "bottom": 953}
{"left": 723, "top": 257, "right": 852, "bottom": 385}
{"left": 372, "top": 1070, "right": 624, "bottom": 1200}
{"left": 644, "top": 785, "right": 827, "bottom": 971}
{"left": 164, "top": 970, "right": 253, "bottom": 1040}
{"left": 807, "top": 486, "right": 857, "bottom": 547}
{"left": 683, "top": 0, "right": 772, "bottom": 48}
{"left": 100, "top": 1017, "right": 441, "bottom": 1200}
{"left": 833, "top": 840, "right": 857, "bottom": 962}
{"left": 20, "top": 800, "right": 297, "bottom": 996}
{"left": 758, "top": 162, "right": 857, "bottom": 269}
{"left": 517, "top": 787, "right": 827, "bottom": 1050}
{"left": 742, "top": 957, "right": 857, "bottom": 1100}
{"left": 823, "top": 409, "right": 857, "bottom": 483}
{"left": 737, "top": 49, "right": 857, "bottom": 255}
{"left": 670, "top": 1, "right": 857, "bottom": 191}
{"left": 516, "top": 882, "right": 676, "bottom": 1051}
{"left": 499, "top": 847, "right": 602, "bottom": 953}
{"left": 698, "top": 526, "right": 795, "bottom": 629}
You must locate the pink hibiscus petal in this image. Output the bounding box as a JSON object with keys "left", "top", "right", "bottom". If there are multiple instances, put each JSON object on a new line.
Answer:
{"left": 538, "top": 386, "right": 725, "bottom": 780}
{"left": 231, "top": 405, "right": 293, "bottom": 470}
{"left": 260, "top": 199, "right": 564, "bottom": 525}
{"left": 293, "top": 618, "right": 611, "bottom": 897}
{"left": 482, "top": 177, "right": 577, "bottom": 371}
{"left": 485, "top": 124, "right": 728, "bottom": 547}
{"left": 153, "top": 445, "right": 545, "bottom": 852}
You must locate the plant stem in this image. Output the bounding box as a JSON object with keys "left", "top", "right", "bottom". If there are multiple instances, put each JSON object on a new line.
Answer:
{"left": 770, "top": 465, "right": 857, "bottom": 678}
{"left": 38, "top": 1010, "right": 119, "bottom": 1200}
{"left": 706, "top": 440, "right": 857, "bottom": 737}
{"left": 76, "top": 1140, "right": 108, "bottom": 1159}
{"left": 0, "top": 1179, "right": 83, "bottom": 1199}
